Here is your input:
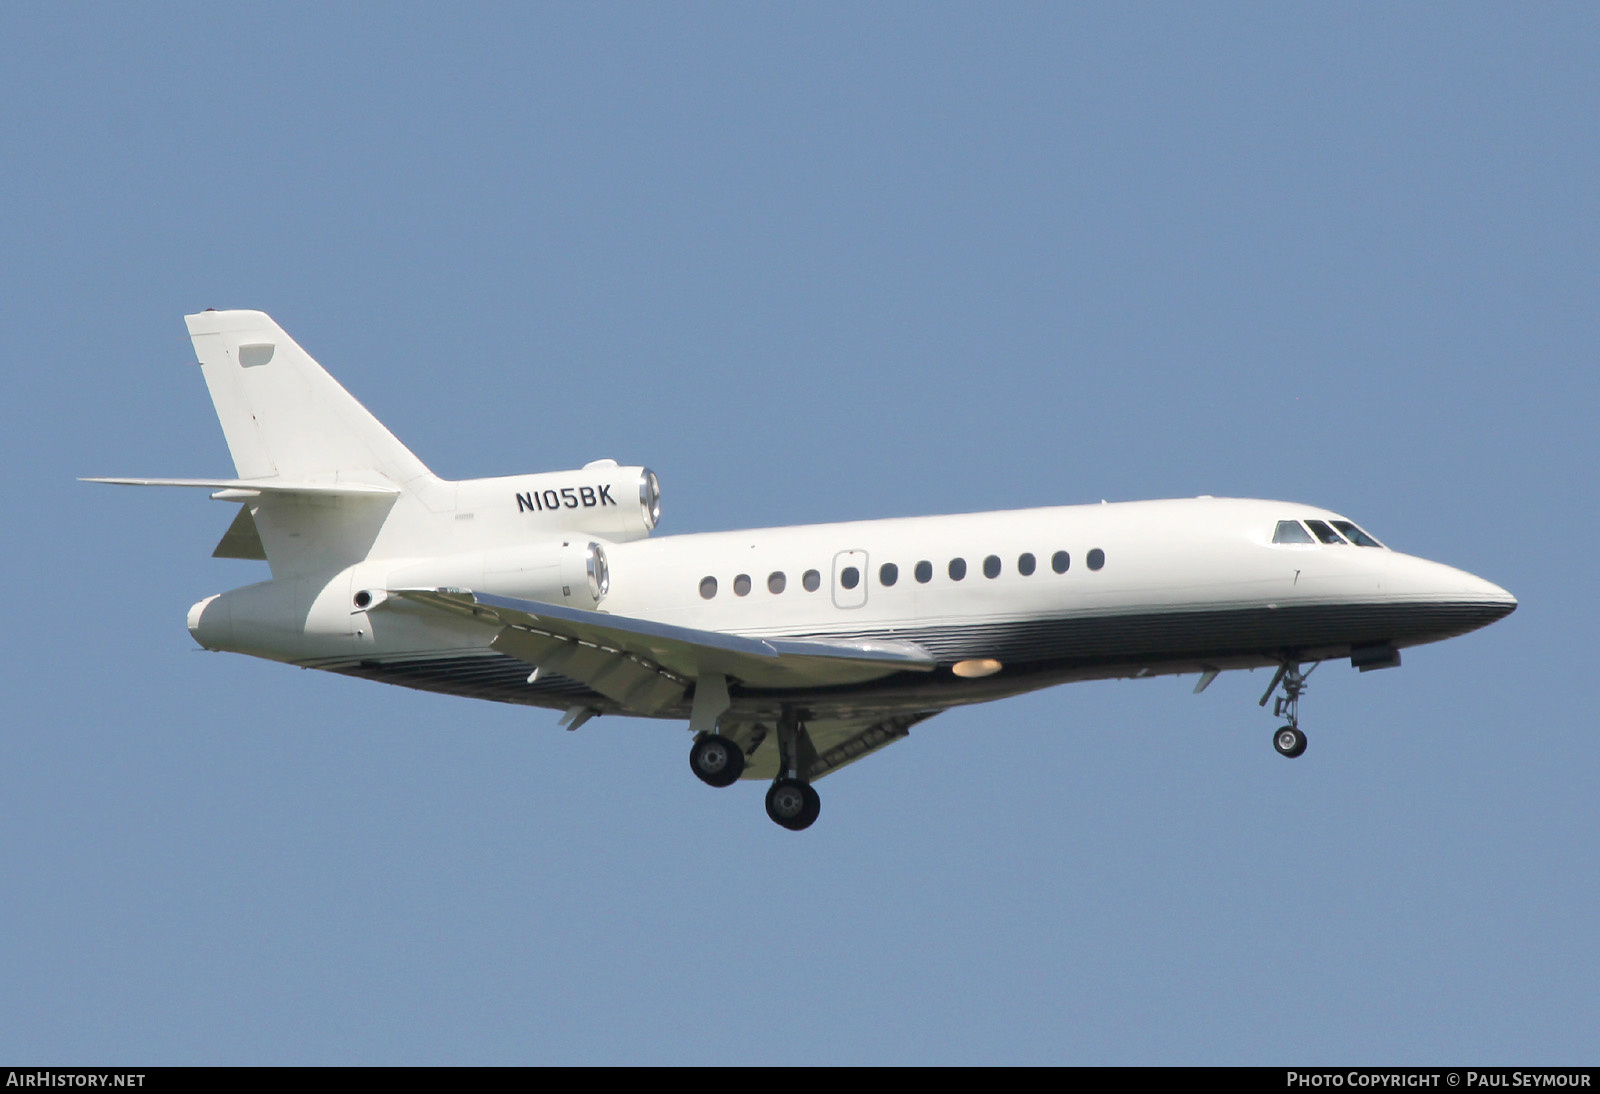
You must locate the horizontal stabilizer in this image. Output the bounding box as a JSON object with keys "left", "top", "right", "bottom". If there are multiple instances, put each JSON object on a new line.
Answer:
{"left": 82, "top": 477, "right": 400, "bottom": 498}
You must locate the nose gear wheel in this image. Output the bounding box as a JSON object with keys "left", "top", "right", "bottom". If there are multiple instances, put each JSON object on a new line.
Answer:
{"left": 1260, "top": 661, "right": 1317, "bottom": 759}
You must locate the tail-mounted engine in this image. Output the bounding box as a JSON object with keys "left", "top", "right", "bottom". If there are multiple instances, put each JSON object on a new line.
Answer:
{"left": 383, "top": 539, "right": 611, "bottom": 609}
{"left": 190, "top": 539, "right": 613, "bottom": 662}
{"left": 455, "top": 463, "right": 661, "bottom": 545}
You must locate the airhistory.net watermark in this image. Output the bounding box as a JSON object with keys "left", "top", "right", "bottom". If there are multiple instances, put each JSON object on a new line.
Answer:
{"left": 6, "top": 1075, "right": 145, "bottom": 1088}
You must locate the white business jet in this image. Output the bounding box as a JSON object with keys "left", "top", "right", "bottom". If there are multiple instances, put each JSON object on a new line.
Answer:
{"left": 89, "top": 311, "right": 1517, "bottom": 830}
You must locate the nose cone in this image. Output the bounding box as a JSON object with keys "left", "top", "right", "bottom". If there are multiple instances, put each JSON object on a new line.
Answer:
{"left": 1437, "top": 561, "right": 1517, "bottom": 619}
{"left": 1386, "top": 553, "right": 1516, "bottom": 642}
{"left": 1466, "top": 573, "right": 1518, "bottom": 621}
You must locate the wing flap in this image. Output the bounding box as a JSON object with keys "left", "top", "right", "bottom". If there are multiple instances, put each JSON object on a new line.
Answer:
{"left": 490, "top": 626, "right": 687, "bottom": 714}
{"left": 385, "top": 588, "right": 935, "bottom": 695}
{"left": 729, "top": 711, "right": 938, "bottom": 782}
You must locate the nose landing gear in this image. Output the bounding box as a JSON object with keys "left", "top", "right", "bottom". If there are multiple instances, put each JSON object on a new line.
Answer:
{"left": 1260, "top": 661, "right": 1317, "bottom": 759}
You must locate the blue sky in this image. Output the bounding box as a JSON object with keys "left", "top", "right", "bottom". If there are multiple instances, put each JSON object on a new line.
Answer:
{"left": 3, "top": 3, "right": 1595, "bottom": 1064}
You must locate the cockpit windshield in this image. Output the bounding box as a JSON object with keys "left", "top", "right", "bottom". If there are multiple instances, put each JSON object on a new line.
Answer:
{"left": 1272, "top": 518, "right": 1385, "bottom": 548}
{"left": 1272, "top": 520, "right": 1314, "bottom": 544}
{"left": 1305, "top": 519, "right": 1346, "bottom": 544}
{"left": 1331, "top": 520, "right": 1384, "bottom": 548}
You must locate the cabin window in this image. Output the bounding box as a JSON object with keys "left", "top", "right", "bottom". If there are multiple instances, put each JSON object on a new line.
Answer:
{"left": 1305, "top": 519, "right": 1346, "bottom": 544}
{"left": 1052, "top": 551, "right": 1070, "bottom": 574}
{"left": 1018, "top": 552, "right": 1036, "bottom": 576}
{"left": 768, "top": 571, "right": 786, "bottom": 594}
{"left": 1088, "top": 548, "right": 1105, "bottom": 571}
{"left": 949, "top": 558, "right": 967, "bottom": 581}
{"left": 733, "top": 574, "right": 752, "bottom": 596}
{"left": 699, "top": 576, "right": 718, "bottom": 599}
{"left": 1273, "top": 520, "right": 1315, "bottom": 544}
{"left": 840, "top": 566, "right": 860, "bottom": 590}
{"left": 802, "top": 569, "right": 821, "bottom": 592}
{"left": 880, "top": 562, "right": 899, "bottom": 587}
{"left": 1332, "top": 520, "right": 1385, "bottom": 548}
{"left": 983, "top": 555, "right": 1001, "bottom": 579}
{"left": 915, "top": 560, "right": 933, "bottom": 584}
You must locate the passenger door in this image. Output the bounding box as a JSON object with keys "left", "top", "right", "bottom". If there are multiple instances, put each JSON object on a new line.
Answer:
{"left": 832, "top": 549, "right": 869, "bottom": 609}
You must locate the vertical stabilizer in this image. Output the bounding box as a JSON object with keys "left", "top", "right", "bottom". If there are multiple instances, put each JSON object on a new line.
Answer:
{"left": 185, "top": 310, "right": 433, "bottom": 486}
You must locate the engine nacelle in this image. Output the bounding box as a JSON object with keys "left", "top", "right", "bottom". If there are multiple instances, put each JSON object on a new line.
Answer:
{"left": 381, "top": 541, "right": 610, "bottom": 608}
{"left": 454, "top": 463, "right": 661, "bottom": 546}
{"left": 189, "top": 542, "right": 613, "bottom": 662}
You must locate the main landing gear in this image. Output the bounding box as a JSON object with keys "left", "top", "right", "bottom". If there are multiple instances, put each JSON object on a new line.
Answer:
{"left": 687, "top": 708, "right": 821, "bottom": 831}
{"left": 689, "top": 732, "right": 744, "bottom": 787}
{"left": 1260, "top": 661, "right": 1317, "bottom": 759}
{"left": 765, "top": 777, "right": 821, "bottom": 831}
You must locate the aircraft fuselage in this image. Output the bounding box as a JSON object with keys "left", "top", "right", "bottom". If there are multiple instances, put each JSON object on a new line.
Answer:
{"left": 190, "top": 496, "right": 1514, "bottom": 723}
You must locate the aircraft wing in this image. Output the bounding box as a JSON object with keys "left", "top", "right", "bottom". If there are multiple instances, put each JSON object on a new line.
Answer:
{"left": 383, "top": 588, "right": 936, "bottom": 715}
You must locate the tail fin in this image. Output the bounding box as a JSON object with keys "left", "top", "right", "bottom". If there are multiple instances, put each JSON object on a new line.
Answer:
{"left": 186, "top": 310, "right": 433, "bottom": 486}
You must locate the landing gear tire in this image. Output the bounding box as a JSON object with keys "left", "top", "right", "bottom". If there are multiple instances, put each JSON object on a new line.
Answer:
{"left": 689, "top": 734, "right": 745, "bottom": 788}
{"left": 1273, "top": 725, "right": 1308, "bottom": 759}
{"left": 765, "top": 778, "right": 821, "bottom": 831}
{"left": 798, "top": 784, "right": 821, "bottom": 829}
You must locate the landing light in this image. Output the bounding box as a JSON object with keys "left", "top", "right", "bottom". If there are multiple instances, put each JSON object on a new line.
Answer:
{"left": 952, "top": 658, "right": 1002, "bottom": 679}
